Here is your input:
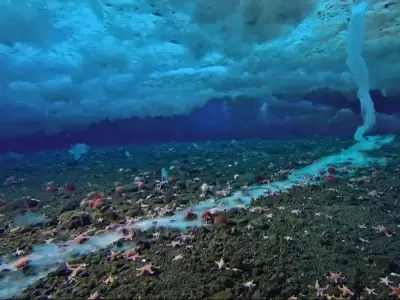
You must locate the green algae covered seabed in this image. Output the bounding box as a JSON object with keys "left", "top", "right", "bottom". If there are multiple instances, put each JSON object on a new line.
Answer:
{"left": 1, "top": 138, "right": 400, "bottom": 300}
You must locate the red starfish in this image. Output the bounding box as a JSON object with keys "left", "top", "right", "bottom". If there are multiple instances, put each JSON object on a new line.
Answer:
{"left": 329, "top": 272, "right": 344, "bottom": 283}
{"left": 390, "top": 285, "right": 400, "bottom": 297}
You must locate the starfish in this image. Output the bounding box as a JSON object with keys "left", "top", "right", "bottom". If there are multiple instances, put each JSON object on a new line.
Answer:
{"left": 243, "top": 280, "right": 256, "bottom": 289}
{"left": 172, "top": 254, "right": 183, "bottom": 262}
{"left": 338, "top": 285, "right": 354, "bottom": 297}
{"left": 136, "top": 263, "right": 159, "bottom": 276}
{"left": 215, "top": 258, "right": 229, "bottom": 270}
{"left": 309, "top": 280, "right": 328, "bottom": 297}
{"left": 87, "top": 291, "right": 100, "bottom": 300}
{"left": 364, "top": 287, "right": 377, "bottom": 296}
{"left": 328, "top": 272, "right": 344, "bottom": 283}
{"left": 66, "top": 262, "right": 87, "bottom": 281}
{"left": 372, "top": 225, "right": 392, "bottom": 237}
{"left": 126, "top": 252, "right": 141, "bottom": 262}
{"left": 104, "top": 274, "right": 116, "bottom": 285}
{"left": 166, "top": 240, "right": 184, "bottom": 247}
{"left": 176, "top": 233, "right": 195, "bottom": 241}
{"left": 13, "top": 256, "right": 30, "bottom": 270}
{"left": 390, "top": 285, "right": 400, "bottom": 298}
{"left": 380, "top": 276, "right": 393, "bottom": 286}
{"left": 73, "top": 234, "right": 90, "bottom": 244}
{"left": 14, "top": 248, "right": 24, "bottom": 256}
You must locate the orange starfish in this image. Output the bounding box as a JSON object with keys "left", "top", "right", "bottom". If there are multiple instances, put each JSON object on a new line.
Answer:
{"left": 136, "top": 263, "right": 159, "bottom": 276}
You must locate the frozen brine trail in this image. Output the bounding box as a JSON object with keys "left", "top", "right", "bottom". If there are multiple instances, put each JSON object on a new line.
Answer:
{"left": 0, "top": 135, "right": 395, "bottom": 298}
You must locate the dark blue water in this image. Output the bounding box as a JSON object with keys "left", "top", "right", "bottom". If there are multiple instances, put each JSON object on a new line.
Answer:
{"left": 1, "top": 95, "right": 399, "bottom": 155}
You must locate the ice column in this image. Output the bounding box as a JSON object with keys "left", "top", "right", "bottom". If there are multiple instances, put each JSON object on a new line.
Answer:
{"left": 346, "top": 0, "right": 376, "bottom": 141}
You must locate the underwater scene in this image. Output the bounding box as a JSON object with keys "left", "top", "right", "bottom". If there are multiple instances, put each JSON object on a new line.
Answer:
{"left": 1, "top": 0, "right": 400, "bottom": 299}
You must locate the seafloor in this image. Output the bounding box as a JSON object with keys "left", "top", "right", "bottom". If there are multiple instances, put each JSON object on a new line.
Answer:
{"left": 0, "top": 138, "right": 400, "bottom": 300}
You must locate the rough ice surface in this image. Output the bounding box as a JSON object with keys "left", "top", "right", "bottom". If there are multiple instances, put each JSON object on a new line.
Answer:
{"left": 0, "top": 0, "right": 399, "bottom": 137}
